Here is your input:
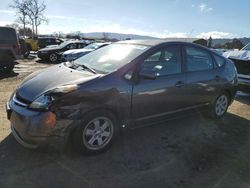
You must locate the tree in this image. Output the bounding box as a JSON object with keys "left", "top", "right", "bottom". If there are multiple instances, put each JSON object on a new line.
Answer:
{"left": 102, "top": 32, "right": 110, "bottom": 40}
{"left": 207, "top": 36, "right": 213, "bottom": 48}
{"left": 19, "top": 27, "right": 33, "bottom": 37}
{"left": 223, "top": 39, "right": 244, "bottom": 50}
{"left": 10, "top": 0, "right": 30, "bottom": 37}
{"left": 26, "top": 0, "right": 48, "bottom": 37}
{"left": 5, "top": 23, "right": 20, "bottom": 31}
{"left": 193, "top": 39, "right": 208, "bottom": 47}
{"left": 53, "top": 31, "right": 63, "bottom": 38}
{"left": 231, "top": 39, "right": 244, "bottom": 49}
{"left": 10, "top": 0, "right": 48, "bottom": 38}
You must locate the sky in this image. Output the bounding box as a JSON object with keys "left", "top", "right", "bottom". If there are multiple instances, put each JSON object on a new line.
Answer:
{"left": 0, "top": 0, "right": 249, "bottom": 39}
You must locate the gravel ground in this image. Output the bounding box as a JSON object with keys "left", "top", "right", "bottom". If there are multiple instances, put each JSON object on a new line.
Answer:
{"left": 0, "top": 58, "right": 250, "bottom": 188}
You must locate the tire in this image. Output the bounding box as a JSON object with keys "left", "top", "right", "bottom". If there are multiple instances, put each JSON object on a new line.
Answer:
{"left": 0, "top": 54, "right": 14, "bottom": 73}
{"left": 23, "top": 50, "right": 30, "bottom": 59}
{"left": 49, "top": 53, "right": 58, "bottom": 63}
{"left": 24, "top": 44, "right": 31, "bottom": 58}
{"left": 72, "top": 110, "right": 119, "bottom": 155}
{"left": 208, "top": 92, "right": 230, "bottom": 119}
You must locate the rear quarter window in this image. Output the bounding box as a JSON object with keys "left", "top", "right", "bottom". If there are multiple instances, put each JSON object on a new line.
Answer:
{"left": 213, "top": 54, "right": 226, "bottom": 67}
{"left": 0, "top": 28, "right": 17, "bottom": 42}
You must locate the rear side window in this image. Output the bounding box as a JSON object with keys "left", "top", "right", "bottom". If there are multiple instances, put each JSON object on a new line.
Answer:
{"left": 185, "top": 46, "right": 213, "bottom": 72}
{"left": 213, "top": 54, "right": 226, "bottom": 67}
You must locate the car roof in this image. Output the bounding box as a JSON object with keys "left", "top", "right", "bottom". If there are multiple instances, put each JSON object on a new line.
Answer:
{"left": 117, "top": 39, "right": 198, "bottom": 47}
{"left": 92, "top": 42, "right": 111, "bottom": 45}
{"left": 117, "top": 39, "right": 213, "bottom": 53}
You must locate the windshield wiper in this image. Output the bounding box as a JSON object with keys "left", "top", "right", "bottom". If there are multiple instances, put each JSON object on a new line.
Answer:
{"left": 80, "top": 64, "right": 97, "bottom": 74}
{"left": 71, "top": 61, "right": 97, "bottom": 74}
{"left": 66, "top": 61, "right": 97, "bottom": 74}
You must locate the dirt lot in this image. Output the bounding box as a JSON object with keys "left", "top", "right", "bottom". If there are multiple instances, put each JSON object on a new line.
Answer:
{"left": 0, "top": 58, "right": 250, "bottom": 188}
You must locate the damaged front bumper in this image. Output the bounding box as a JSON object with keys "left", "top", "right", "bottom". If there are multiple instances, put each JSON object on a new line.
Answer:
{"left": 6, "top": 99, "right": 74, "bottom": 150}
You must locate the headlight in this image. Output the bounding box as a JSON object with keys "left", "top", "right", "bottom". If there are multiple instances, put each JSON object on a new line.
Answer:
{"left": 29, "top": 94, "right": 54, "bottom": 110}
{"left": 51, "top": 84, "right": 78, "bottom": 94}
{"left": 29, "top": 84, "right": 78, "bottom": 110}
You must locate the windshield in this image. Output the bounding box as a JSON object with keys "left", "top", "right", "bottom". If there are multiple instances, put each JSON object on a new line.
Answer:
{"left": 74, "top": 43, "right": 149, "bottom": 73}
{"left": 84, "top": 43, "right": 104, "bottom": 50}
{"left": 242, "top": 43, "right": 250, "bottom": 51}
{"left": 58, "top": 41, "right": 71, "bottom": 48}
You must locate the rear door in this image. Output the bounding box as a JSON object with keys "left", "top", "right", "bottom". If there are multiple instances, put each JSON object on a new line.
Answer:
{"left": 183, "top": 45, "right": 221, "bottom": 105}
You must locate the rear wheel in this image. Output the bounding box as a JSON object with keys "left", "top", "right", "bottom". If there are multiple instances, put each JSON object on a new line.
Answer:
{"left": 72, "top": 110, "right": 118, "bottom": 154}
{"left": 209, "top": 92, "right": 229, "bottom": 119}
{"left": 0, "top": 54, "right": 14, "bottom": 73}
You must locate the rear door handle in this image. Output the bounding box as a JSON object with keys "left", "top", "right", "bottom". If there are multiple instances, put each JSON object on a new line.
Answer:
{"left": 175, "top": 81, "right": 185, "bottom": 88}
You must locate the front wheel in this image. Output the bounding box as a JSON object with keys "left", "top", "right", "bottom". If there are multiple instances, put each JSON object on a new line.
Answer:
{"left": 49, "top": 53, "right": 58, "bottom": 63}
{"left": 72, "top": 110, "right": 118, "bottom": 154}
{"left": 209, "top": 93, "right": 230, "bottom": 119}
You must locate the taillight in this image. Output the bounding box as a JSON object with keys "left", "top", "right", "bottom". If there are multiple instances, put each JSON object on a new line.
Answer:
{"left": 13, "top": 43, "right": 21, "bottom": 54}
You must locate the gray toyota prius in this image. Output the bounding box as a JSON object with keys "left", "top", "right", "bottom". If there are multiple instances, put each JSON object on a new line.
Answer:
{"left": 6, "top": 40, "right": 238, "bottom": 154}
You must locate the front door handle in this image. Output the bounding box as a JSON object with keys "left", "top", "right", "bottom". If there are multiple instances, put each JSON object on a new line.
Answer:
{"left": 175, "top": 81, "right": 185, "bottom": 88}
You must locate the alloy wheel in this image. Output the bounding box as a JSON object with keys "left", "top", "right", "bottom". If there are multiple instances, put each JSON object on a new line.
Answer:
{"left": 49, "top": 53, "right": 57, "bottom": 62}
{"left": 215, "top": 95, "right": 228, "bottom": 116}
{"left": 82, "top": 117, "right": 114, "bottom": 150}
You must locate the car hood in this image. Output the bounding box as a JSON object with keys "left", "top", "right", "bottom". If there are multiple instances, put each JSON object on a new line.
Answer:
{"left": 63, "top": 48, "right": 93, "bottom": 55}
{"left": 39, "top": 46, "right": 61, "bottom": 51}
{"left": 46, "top": 45, "right": 59, "bottom": 48}
{"left": 16, "top": 64, "right": 101, "bottom": 102}
{"left": 223, "top": 50, "right": 250, "bottom": 61}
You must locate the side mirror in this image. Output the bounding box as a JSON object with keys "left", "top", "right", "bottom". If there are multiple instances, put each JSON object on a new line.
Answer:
{"left": 139, "top": 69, "right": 157, "bottom": 80}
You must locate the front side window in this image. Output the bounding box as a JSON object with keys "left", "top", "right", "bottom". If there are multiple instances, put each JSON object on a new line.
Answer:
{"left": 144, "top": 51, "right": 161, "bottom": 62}
{"left": 56, "top": 39, "right": 61, "bottom": 43}
{"left": 141, "top": 45, "right": 182, "bottom": 76}
{"left": 213, "top": 54, "right": 226, "bottom": 67}
{"left": 185, "top": 46, "right": 213, "bottom": 72}
{"left": 67, "top": 43, "right": 77, "bottom": 49}
{"left": 78, "top": 43, "right": 86, "bottom": 48}
{"left": 45, "top": 39, "right": 52, "bottom": 44}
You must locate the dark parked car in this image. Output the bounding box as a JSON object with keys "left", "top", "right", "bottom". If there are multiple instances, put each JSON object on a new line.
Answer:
{"left": 37, "top": 41, "right": 87, "bottom": 63}
{"left": 38, "top": 37, "right": 63, "bottom": 49}
{"left": 25, "top": 37, "right": 63, "bottom": 52}
{"left": 7, "top": 40, "right": 238, "bottom": 154}
{"left": 62, "top": 42, "right": 111, "bottom": 62}
{"left": 0, "top": 27, "right": 21, "bottom": 73}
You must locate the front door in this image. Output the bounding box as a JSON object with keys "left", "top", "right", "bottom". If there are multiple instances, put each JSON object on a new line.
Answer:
{"left": 132, "top": 45, "right": 188, "bottom": 125}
